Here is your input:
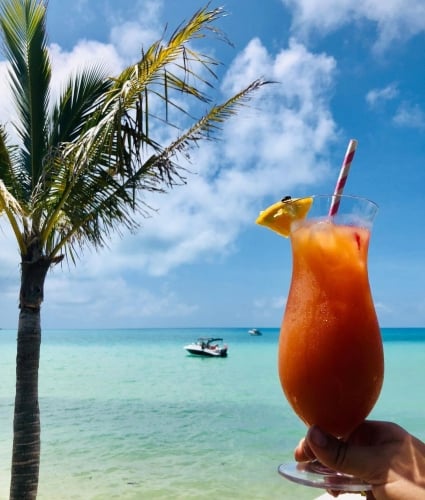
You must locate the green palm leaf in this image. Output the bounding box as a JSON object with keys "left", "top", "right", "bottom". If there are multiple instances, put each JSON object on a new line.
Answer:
{"left": 50, "top": 65, "right": 112, "bottom": 146}
{"left": 0, "top": 0, "right": 51, "bottom": 194}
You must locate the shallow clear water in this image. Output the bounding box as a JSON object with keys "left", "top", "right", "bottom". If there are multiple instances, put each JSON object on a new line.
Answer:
{"left": 1, "top": 327, "right": 424, "bottom": 499}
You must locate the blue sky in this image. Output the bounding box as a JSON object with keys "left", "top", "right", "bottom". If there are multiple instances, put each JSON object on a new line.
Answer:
{"left": 0, "top": 0, "right": 424, "bottom": 329}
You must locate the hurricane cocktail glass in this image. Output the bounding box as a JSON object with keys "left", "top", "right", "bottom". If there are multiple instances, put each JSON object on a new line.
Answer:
{"left": 277, "top": 195, "right": 384, "bottom": 492}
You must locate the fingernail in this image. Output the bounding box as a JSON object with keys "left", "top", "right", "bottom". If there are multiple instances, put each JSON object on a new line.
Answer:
{"left": 310, "top": 426, "right": 328, "bottom": 448}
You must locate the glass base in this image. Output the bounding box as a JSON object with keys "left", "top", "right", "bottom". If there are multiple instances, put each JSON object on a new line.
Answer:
{"left": 278, "top": 460, "right": 372, "bottom": 492}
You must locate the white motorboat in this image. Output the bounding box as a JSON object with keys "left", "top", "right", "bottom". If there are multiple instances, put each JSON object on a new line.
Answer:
{"left": 248, "top": 328, "right": 262, "bottom": 336}
{"left": 184, "top": 337, "right": 228, "bottom": 357}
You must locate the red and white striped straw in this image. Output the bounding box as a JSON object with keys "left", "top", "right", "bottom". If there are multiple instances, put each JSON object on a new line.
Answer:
{"left": 328, "top": 139, "right": 358, "bottom": 216}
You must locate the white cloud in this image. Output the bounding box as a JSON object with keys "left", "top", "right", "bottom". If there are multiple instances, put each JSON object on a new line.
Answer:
{"left": 109, "top": 0, "right": 164, "bottom": 61}
{"left": 282, "top": 0, "right": 425, "bottom": 51}
{"left": 49, "top": 41, "right": 124, "bottom": 96}
{"left": 366, "top": 83, "right": 398, "bottom": 107}
{"left": 374, "top": 301, "right": 393, "bottom": 314}
{"left": 222, "top": 37, "right": 337, "bottom": 162}
{"left": 110, "top": 21, "right": 159, "bottom": 61}
{"left": 0, "top": 222, "right": 20, "bottom": 271}
{"left": 0, "top": 223, "right": 23, "bottom": 324}
{"left": 393, "top": 102, "right": 425, "bottom": 129}
{"left": 365, "top": 84, "right": 424, "bottom": 130}
{"left": 254, "top": 295, "right": 286, "bottom": 310}
{"left": 252, "top": 295, "right": 286, "bottom": 324}
{"left": 0, "top": 61, "right": 18, "bottom": 137}
{"left": 43, "top": 269, "right": 197, "bottom": 327}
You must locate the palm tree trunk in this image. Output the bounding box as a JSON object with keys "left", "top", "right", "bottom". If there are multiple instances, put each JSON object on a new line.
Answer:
{"left": 10, "top": 257, "right": 50, "bottom": 500}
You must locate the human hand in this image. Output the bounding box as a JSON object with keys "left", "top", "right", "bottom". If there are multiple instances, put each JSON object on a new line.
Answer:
{"left": 295, "top": 421, "right": 425, "bottom": 500}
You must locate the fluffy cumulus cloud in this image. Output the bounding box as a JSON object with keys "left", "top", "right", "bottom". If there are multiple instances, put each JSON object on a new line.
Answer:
{"left": 49, "top": 41, "right": 123, "bottom": 95}
{"left": 366, "top": 84, "right": 425, "bottom": 130}
{"left": 42, "top": 268, "right": 198, "bottom": 328}
{"left": 0, "top": 61, "right": 16, "bottom": 131}
{"left": 108, "top": 0, "right": 164, "bottom": 61}
{"left": 366, "top": 84, "right": 399, "bottom": 107}
{"left": 393, "top": 102, "right": 425, "bottom": 129}
{"left": 281, "top": 0, "right": 425, "bottom": 52}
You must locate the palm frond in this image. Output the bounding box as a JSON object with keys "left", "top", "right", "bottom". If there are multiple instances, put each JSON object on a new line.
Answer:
{"left": 0, "top": 123, "right": 31, "bottom": 201}
{"left": 49, "top": 65, "right": 112, "bottom": 146}
{"left": 0, "top": 178, "right": 26, "bottom": 252}
{"left": 32, "top": 66, "right": 113, "bottom": 232}
{"left": 40, "top": 78, "right": 267, "bottom": 261}
{"left": 50, "top": 5, "right": 237, "bottom": 191}
{"left": 112, "top": 5, "right": 223, "bottom": 104}
{"left": 0, "top": 0, "right": 51, "bottom": 191}
{"left": 166, "top": 79, "right": 267, "bottom": 149}
{"left": 0, "top": 2, "right": 268, "bottom": 263}
{"left": 41, "top": 153, "right": 142, "bottom": 259}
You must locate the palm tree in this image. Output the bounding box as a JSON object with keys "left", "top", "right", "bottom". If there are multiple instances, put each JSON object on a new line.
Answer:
{"left": 0, "top": 1, "right": 266, "bottom": 498}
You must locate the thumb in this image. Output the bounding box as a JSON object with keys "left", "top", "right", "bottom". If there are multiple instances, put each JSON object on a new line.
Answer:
{"left": 306, "top": 425, "right": 378, "bottom": 480}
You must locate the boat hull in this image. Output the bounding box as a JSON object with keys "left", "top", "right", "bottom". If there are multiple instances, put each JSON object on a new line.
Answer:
{"left": 184, "top": 346, "right": 228, "bottom": 357}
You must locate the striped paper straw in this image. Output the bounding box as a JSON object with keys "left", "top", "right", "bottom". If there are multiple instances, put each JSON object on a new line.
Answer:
{"left": 329, "top": 139, "right": 358, "bottom": 216}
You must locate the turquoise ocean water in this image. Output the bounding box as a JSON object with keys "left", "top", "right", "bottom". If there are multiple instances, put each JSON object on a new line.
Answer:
{"left": 1, "top": 327, "right": 424, "bottom": 499}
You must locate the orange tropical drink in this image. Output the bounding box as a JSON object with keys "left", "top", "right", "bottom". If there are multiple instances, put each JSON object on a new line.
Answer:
{"left": 257, "top": 195, "right": 384, "bottom": 439}
{"left": 279, "top": 219, "right": 383, "bottom": 437}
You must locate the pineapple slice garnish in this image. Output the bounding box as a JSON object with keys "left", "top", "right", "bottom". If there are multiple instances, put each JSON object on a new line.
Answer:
{"left": 256, "top": 196, "right": 313, "bottom": 237}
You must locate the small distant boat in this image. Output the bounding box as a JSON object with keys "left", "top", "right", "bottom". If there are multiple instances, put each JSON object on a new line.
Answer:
{"left": 184, "top": 337, "right": 228, "bottom": 357}
{"left": 248, "top": 328, "right": 262, "bottom": 336}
